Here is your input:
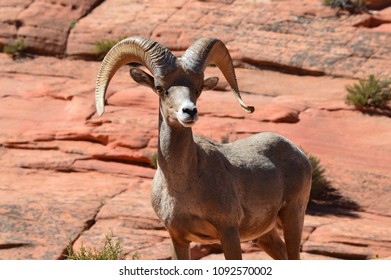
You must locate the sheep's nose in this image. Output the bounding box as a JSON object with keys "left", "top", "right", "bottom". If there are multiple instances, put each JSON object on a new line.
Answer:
{"left": 182, "top": 107, "right": 198, "bottom": 118}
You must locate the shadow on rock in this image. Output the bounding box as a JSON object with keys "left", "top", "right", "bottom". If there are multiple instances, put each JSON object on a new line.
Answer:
{"left": 304, "top": 151, "right": 361, "bottom": 217}
{"left": 357, "top": 107, "right": 391, "bottom": 118}
{"left": 307, "top": 180, "right": 361, "bottom": 218}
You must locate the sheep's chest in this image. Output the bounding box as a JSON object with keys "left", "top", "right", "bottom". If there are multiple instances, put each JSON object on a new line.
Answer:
{"left": 152, "top": 196, "right": 220, "bottom": 243}
{"left": 151, "top": 180, "right": 243, "bottom": 244}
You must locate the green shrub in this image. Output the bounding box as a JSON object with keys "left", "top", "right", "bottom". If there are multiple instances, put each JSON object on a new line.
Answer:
{"left": 220, "top": 133, "right": 238, "bottom": 144}
{"left": 3, "top": 40, "right": 28, "bottom": 56}
{"left": 307, "top": 153, "right": 329, "bottom": 198}
{"left": 221, "top": 133, "right": 230, "bottom": 144}
{"left": 150, "top": 153, "right": 158, "bottom": 169}
{"left": 70, "top": 20, "right": 78, "bottom": 30}
{"left": 300, "top": 149, "right": 329, "bottom": 198}
{"left": 65, "top": 233, "right": 126, "bottom": 260}
{"left": 93, "top": 38, "right": 124, "bottom": 60}
{"left": 323, "top": 0, "right": 365, "bottom": 8}
{"left": 323, "top": 0, "right": 367, "bottom": 13}
{"left": 345, "top": 74, "right": 391, "bottom": 110}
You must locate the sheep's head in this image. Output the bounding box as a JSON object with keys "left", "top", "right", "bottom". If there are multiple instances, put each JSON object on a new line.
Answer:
{"left": 95, "top": 37, "right": 254, "bottom": 128}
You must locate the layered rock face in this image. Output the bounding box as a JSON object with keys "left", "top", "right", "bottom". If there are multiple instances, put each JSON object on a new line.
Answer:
{"left": 0, "top": 0, "right": 102, "bottom": 55}
{"left": 0, "top": 0, "right": 390, "bottom": 260}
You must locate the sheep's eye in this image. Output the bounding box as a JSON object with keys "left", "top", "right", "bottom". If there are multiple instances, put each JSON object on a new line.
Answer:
{"left": 156, "top": 86, "right": 168, "bottom": 96}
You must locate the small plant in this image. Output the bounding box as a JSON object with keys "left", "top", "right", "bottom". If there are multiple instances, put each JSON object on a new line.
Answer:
{"left": 65, "top": 233, "right": 125, "bottom": 260}
{"left": 150, "top": 153, "right": 158, "bottom": 169}
{"left": 70, "top": 20, "right": 78, "bottom": 30}
{"left": 300, "top": 149, "right": 329, "bottom": 198}
{"left": 220, "top": 133, "right": 237, "bottom": 144}
{"left": 345, "top": 74, "right": 391, "bottom": 111}
{"left": 323, "top": 0, "right": 369, "bottom": 14}
{"left": 93, "top": 38, "right": 124, "bottom": 60}
{"left": 307, "top": 153, "right": 329, "bottom": 198}
{"left": 221, "top": 133, "right": 230, "bottom": 144}
{"left": 3, "top": 40, "right": 28, "bottom": 57}
{"left": 130, "top": 252, "right": 140, "bottom": 260}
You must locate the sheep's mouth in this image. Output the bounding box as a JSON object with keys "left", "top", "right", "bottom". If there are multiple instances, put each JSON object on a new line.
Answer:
{"left": 179, "top": 119, "right": 197, "bottom": 127}
{"left": 177, "top": 112, "right": 198, "bottom": 127}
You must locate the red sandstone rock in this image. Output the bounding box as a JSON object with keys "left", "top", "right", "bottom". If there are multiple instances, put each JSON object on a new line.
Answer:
{"left": 369, "top": 6, "right": 391, "bottom": 32}
{"left": 0, "top": 168, "right": 133, "bottom": 259}
{"left": 79, "top": 177, "right": 172, "bottom": 260}
{"left": 2, "top": 0, "right": 390, "bottom": 77}
{"left": 1, "top": 0, "right": 101, "bottom": 55}
{"left": 304, "top": 214, "right": 391, "bottom": 259}
{"left": 1, "top": 1, "right": 391, "bottom": 261}
{"left": 0, "top": 0, "right": 32, "bottom": 48}
{"left": 65, "top": 0, "right": 391, "bottom": 78}
{"left": 66, "top": 0, "right": 182, "bottom": 57}
{"left": 367, "top": 0, "right": 391, "bottom": 10}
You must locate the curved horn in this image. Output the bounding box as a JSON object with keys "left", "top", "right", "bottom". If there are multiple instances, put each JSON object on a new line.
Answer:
{"left": 95, "top": 36, "right": 177, "bottom": 116}
{"left": 181, "top": 38, "right": 254, "bottom": 113}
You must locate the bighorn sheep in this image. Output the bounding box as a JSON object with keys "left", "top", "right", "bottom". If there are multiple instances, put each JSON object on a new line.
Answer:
{"left": 95, "top": 37, "right": 312, "bottom": 260}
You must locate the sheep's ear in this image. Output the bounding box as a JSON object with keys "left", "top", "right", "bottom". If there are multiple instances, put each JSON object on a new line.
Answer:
{"left": 202, "top": 77, "right": 219, "bottom": 91}
{"left": 130, "top": 67, "right": 155, "bottom": 90}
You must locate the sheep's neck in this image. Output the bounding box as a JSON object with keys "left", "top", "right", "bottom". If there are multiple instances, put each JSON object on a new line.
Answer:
{"left": 157, "top": 112, "right": 197, "bottom": 178}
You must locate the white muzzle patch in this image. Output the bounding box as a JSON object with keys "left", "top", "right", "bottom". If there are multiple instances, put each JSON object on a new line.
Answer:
{"left": 177, "top": 101, "right": 198, "bottom": 127}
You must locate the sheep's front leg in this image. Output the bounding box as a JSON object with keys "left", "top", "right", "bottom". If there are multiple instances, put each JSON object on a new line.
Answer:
{"left": 219, "top": 227, "right": 242, "bottom": 260}
{"left": 170, "top": 237, "right": 190, "bottom": 260}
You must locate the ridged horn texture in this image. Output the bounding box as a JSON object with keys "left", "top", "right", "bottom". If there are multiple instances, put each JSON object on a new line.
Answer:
{"left": 95, "top": 36, "right": 177, "bottom": 116}
{"left": 181, "top": 38, "right": 255, "bottom": 113}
